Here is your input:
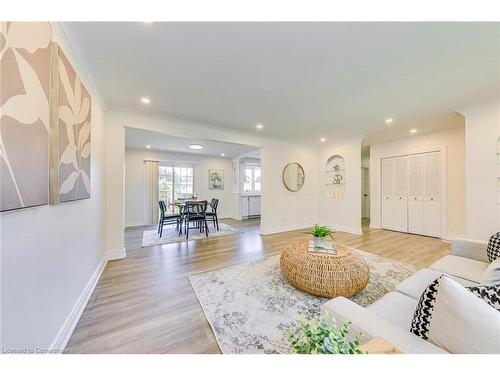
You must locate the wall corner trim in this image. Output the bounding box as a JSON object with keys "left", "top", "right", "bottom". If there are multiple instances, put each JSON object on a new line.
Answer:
{"left": 49, "top": 256, "right": 107, "bottom": 352}
{"left": 106, "top": 248, "right": 126, "bottom": 261}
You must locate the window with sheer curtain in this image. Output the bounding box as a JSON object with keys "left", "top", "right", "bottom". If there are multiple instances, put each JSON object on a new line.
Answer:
{"left": 158, "top": 165, "right": 194, "bottom": 212}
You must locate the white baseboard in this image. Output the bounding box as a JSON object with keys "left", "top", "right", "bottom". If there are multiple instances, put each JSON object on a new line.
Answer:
{"left": 50, "top": 256, "right": 107, "bottom": 352}
{"left": 106, "top": 248, "right": 126, "bottom": 261}
{"left": 443, "top": 233, "right": 465, "bottom": 241}
{"left": 326, "top": 223, "right": 363, "bottom": 235}
{"left": 125, "top": 221, "right": 145, "bottom": 228}
{"left": 260, "top": 222, "right": 314, "bottom": 235}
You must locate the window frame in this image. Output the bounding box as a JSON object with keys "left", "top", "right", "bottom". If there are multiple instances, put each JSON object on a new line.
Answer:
{"left": 243, "top": 164, "right": 261, "bottom": 194}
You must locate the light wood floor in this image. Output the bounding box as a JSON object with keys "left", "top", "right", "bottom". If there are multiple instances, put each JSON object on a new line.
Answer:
{"left": 65, "top": 218, "right": 450, "bottom": 354}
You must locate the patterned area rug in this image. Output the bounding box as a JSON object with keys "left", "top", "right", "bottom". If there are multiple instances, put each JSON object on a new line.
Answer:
{"left": 189, "top": 250, "right": 417, "bottom": 353}
{"left": 142, "top": 223, "right": 239, "bottom": 247}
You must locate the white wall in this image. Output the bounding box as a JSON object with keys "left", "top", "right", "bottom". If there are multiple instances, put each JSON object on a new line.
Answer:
{"left": 0, "top": 24, "right": 107, "bottom": 351}
{"left": 125, "top": 148, "right": 236, "bottom": 226}
{"left": 318, "top": 140, "right": 363, "bottom": 235}
{"left": 369, "top": 127, "right": 467, "bottom": 239}
{"left": 461, "top": 102, "right": 500, "bottom": 241}
{"left": 260, "top": 143, "right": 319, "bottom": 234}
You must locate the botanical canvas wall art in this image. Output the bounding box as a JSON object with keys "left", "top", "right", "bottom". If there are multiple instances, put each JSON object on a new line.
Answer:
{"left": 49, "top": 45, "right": 91, "bottom": 203}
{"left": 0, "top": 22, "right": 52, "bottom": 211}
{"left": 208, "top": 169, "right": 224, "bottom": 190}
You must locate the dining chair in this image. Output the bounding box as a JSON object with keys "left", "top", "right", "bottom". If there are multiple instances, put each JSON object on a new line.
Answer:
{"left": 205, "top": 198, "right": 220, "bottom": 231}
{"left": 158, "top": 200, "right": 181, "bottom": 238}
{"left": 184, "top": 201, "right": 209, "bottom": 240}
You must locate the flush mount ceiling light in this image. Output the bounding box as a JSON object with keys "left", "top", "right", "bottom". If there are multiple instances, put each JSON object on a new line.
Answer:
{"left": 410, "top": 128, "right": 418, "bottom": 134}
{"left": 220, "top": 153, "right": 225, "bottom": 157}
{"left": 189, "top": 144, "right": 204, "bottom": 150}
{"left": 385, "top": 118, "right": 394, "bottom": 124}
{"left": 146, "top": 145, "right": 151, "bottom": 149}
{"left": 140, "top": 97, "right": 150, "bottom": 104}
{"left": 320, "top": 138, "right": 326, "bottom": 142}
{"left": 256, "top": 123, "right": 264, "bottom": 130}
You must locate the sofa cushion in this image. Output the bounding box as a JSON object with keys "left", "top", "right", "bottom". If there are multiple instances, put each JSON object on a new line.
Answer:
{"left": 430, "top": 255, "right": 488, "bottom": 283}
{"left": 367, "top": 291, "right": 417, "bottom": 330}
{"left": 410, "top": 276, "right": 500, "bottom": 354}
{"left": 482, "top": 257, "right": 500, "bottom": 285}
{"left": 396, "top": 268, "right": 478, "bottom": 300}
{"left": 487, "top": 232, "right": 500, "bottom": 262}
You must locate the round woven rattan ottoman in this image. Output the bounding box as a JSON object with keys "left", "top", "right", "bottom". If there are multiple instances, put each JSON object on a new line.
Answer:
{"left": 280, "top": 239, "right": 370, "bottom": 298}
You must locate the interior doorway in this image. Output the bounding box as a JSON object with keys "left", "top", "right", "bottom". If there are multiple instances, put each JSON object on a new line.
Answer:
{"left": 361, "top": 146, "right": 371, "bottom": 226}
{"left": 361, "top": 167, "right": 370, "bottom": 219}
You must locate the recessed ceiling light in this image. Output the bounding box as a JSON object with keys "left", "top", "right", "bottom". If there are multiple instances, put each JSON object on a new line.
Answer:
{"left": 385, "top": 118, "right": 394, "bottom": 124}
{"left": 410, "top": 128, "right": 418, "bottom": 134}
{"left": 320, "top": 138, "right": 326, "bottom": 142}
{"left": 146, "top": 145, "right": 151, "bottom": 149}
{"left": 189, "top": 144, "right": 204, "bottom": 150}
{"left": 256, "top": 123, "right": 264, "bottom": 130}
{"left": 140, "top": 97, "right": 150, "bottom": 104}
{"left": 143, "top": 22, "right": 154, "bottom": 24}
{"left": 220, "top": 153, "right": 225, "bottom": 157}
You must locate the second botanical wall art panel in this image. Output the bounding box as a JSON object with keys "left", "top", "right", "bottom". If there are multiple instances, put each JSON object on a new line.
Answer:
{"left": 49, "top": 44, "right": 91, "bottom": 203}
{"left": 0, "top": 22, "right": 52, "bottom": 212}
{"left": 208, "top": 169, "right": 224, "bottom": 190}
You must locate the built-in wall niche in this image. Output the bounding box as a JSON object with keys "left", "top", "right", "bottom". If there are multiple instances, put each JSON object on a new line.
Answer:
{"left": 325, "top": 155, "right": 345, "bottom": 198}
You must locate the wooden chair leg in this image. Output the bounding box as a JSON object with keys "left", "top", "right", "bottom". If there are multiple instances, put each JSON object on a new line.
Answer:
{"left": 204, "top": 218, "right": 209, "bottom": 237}
{"left": 216, "top": 215, "right": 219, "bottom": 231}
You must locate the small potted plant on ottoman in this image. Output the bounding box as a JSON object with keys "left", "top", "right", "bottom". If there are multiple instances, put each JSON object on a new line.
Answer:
{"left": 308, "top": 224, "right": 336, "bottom": 253}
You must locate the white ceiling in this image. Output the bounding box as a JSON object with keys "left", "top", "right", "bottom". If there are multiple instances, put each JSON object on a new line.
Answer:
{"left": 125, "top": 127, "right": 258, "bottom": 158}
{"left": 63, "top": 22, "right": 500, "bottom": 145}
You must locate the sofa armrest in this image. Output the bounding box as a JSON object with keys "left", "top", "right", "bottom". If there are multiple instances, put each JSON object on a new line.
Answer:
{"left": 451, "top": 238, "right": 489, "bottom": 263}
{"left": 322, "top": 297, "right": 447, "bottom": 354}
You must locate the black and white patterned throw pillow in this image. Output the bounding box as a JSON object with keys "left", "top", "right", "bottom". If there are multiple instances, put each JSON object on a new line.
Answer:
{"left": 467, "top": 284, "right": 500, "bottom": 311}
{"left": 410, "top": 276, "right": 500, "bottom": 353}
{"left": 410, "top": 277, "right": 441, "bottom": 339}
{"left": 487, "top": 232, "right": 500, "bottom": 262}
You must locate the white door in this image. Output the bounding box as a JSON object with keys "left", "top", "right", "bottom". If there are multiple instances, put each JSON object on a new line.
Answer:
{"left": 392, "top": 157, "right": 408, "bottom": 232}
{"left": 423, "top": 152, "right": 441, "bottom": 237}
{"left": 381, "top": 151, "right": 441, "bottom": 238}
{"left": 381, "top": 158, "right": 394, "bottom": 230}
{"left": 408, "top": 154, "right": 424, "bottom": 235}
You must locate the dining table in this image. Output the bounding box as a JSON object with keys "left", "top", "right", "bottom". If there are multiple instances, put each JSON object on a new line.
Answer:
{"left": 168, "top": 200, "right": 215, "bottom": 236}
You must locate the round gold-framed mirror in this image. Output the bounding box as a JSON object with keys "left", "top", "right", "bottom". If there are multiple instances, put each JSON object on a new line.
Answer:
{"left": 282, "top": 162, "right": 305, "bottom": 192}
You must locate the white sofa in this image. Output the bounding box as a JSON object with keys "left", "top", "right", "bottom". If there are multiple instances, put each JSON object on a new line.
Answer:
{"left": 322, "top": 238, "right": 490, "bottom": 354}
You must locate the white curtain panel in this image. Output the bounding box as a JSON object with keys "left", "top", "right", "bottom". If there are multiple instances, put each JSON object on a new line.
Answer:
{"left": 144, "top": 160, "right": 159, "bottom": 225}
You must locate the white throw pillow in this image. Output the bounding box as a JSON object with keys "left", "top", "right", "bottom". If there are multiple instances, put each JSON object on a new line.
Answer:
{"left": 482, "top": 258, "right": 500, "bottom": 285}
{"left": 410, "top": 276, "right": 500, "bottom": 354}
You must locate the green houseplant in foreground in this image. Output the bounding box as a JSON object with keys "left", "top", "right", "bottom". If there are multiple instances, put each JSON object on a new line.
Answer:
{"left": 290, "top": 316, "right": 366, "bottom": 354}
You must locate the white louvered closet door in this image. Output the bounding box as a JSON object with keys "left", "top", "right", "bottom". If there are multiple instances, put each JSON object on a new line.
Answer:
{"left": 392, "top": 157, "right": 408, "bottom": 232}
{"left": 423, "top": 152, "right": 441, "bottom": 237}
{"left": 408, "top": 154, "right": 424, "bottom": 235}
{"left": 381, "top": 158, "right": 394, "bottom": 230}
